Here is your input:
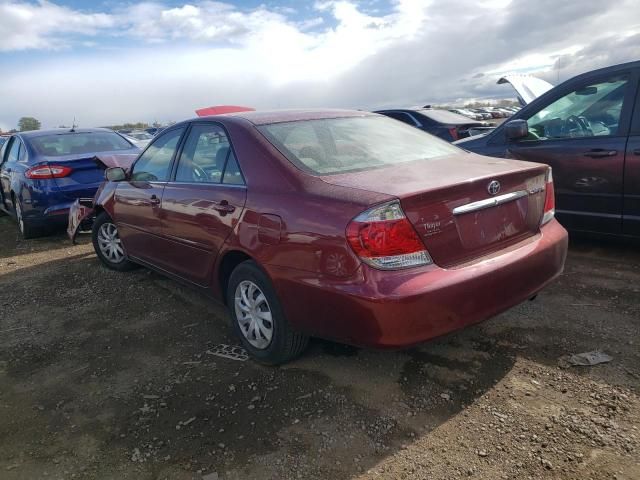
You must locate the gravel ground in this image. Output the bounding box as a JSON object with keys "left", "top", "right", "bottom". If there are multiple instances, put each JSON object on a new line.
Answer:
{"left": 0, "top": 215, "right": 638, "bottom": 480}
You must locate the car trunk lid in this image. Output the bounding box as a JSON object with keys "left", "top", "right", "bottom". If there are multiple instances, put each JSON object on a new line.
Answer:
{"left": 322, "top": 153, "right": 549, "bottom": 267}
{"left": 46, "top": 153, "right": 138, "bottom": 200}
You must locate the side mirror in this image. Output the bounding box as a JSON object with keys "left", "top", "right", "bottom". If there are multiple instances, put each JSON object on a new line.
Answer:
{"left": 105, "top": 167, "right": 127, "bottom": 182}
{"left": 504, "top": 119, "right": 529, "bottom": 140}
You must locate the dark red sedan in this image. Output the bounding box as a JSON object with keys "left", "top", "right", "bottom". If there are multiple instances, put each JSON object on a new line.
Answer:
{"left": 90, "top": 109, "right": 568, "bottom": 364}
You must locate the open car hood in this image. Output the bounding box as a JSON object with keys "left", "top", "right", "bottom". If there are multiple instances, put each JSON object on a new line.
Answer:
{"left": 497, "top": 74, "right": 554, "bottom": 105}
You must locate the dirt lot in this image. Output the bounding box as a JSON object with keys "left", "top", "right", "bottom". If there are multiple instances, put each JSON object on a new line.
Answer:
{"left": 1, "top": 215, "right": 639, "bottom": 480}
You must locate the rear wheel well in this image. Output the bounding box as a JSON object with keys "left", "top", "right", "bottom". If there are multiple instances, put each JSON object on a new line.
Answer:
{"left": 218, "top": 250, "right": 253, "bottom": 304}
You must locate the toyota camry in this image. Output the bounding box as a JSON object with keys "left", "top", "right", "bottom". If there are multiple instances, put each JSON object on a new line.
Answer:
{"left": 87, "top": 109, "right": 568, "bottom": 364}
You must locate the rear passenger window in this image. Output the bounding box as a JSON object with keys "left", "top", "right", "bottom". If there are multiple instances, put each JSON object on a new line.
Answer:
{"left": 222, "top": 152, "right": 244, "bottom": 185}
{"left": 18, "top": 142, "right": 28, "bottom": 163}
{"left": 6, "top": 138, "right": 20, "bottom": 163}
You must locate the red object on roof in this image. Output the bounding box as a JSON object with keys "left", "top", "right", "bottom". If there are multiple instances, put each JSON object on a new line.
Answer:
{"left": 195, "top": 105, "right": 255, "bottom": 117}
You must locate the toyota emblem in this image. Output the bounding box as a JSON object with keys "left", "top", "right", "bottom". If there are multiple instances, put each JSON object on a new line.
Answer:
{"left": 487, "top": 180, "right": 501, "bottom": 195}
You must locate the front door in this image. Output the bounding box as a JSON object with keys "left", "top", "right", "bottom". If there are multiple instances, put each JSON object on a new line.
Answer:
{"left": 505, "top": 70, "right": 639, "bottom": 234}
{"left": 114, "top": 126, "right": 186, "bottom": 264}
{"left": 159, "top": 122, "right": 247, "bottom": 286}
{"left": 624, "top": 82, "right": 640, "bottom": 236}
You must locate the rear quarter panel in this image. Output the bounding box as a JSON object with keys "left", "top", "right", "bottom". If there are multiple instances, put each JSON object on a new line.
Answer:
{"left": 211, "top": 119, "right": 391, "bottom": 297}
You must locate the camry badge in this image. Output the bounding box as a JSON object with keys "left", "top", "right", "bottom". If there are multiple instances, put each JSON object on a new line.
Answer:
{"left": 487, "top": 180, "right": 501, "bottom": 195}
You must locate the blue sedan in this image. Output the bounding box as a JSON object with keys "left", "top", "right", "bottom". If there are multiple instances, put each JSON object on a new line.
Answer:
{"left": 0, "top": 128, "right": 140, "bottom": 238}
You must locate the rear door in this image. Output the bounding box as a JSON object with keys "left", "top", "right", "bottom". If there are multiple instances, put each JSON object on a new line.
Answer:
{"left": 505, "top": 69, "right": 639, "bottom": 234}
{"left": 113, "top": 126, "right": 186, "bottom": 264}
{"left": 624, "top": 78, "right": 640, "bottom": 236}
{"left": 0, "top": 137, "right": 20, "bottom": 211}
{"left": 0, "top": 142, "right": 5, "bottom": 210}
{"left": 159, "top": 122, "right": 247, "bottom": 286}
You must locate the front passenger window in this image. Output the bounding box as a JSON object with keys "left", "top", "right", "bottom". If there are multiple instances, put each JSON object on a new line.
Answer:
{"left": 525, "top": 75, "right": 630, "bottom": 141}
{"left": 131, "top": 127, "right": 185, "bottom": 182}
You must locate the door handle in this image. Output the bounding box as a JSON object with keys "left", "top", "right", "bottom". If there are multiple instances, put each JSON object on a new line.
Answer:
{"left": 149, "top": 195, "right": 161, "bottom": 205}
{"left": 584, "top": 149, "right": 617, "bottom": 158}
{"left": 212, "top": 200, "right": 235, "bottom": 215}
{"left": 633, "top": 149, "right": 640, "bottom": 156}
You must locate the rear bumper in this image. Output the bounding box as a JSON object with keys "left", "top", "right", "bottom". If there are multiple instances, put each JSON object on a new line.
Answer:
{"left": 22, "top": 201, "right": 74, "bottom": 228}
{"left": 269, "top": 220, "right": 568, "bottom": 348}
{"left": 43, "top": 202, "right": 74, "bottom": 218}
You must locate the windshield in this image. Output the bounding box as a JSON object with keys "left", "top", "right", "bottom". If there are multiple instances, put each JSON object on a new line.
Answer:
{"left": 31, "top": 131, "right": 133, "bottom": 156}
{"left": 259, "top": 116, "right": 461, "bottom": 175}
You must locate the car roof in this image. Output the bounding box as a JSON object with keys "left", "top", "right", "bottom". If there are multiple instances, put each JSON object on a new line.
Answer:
{"left": 181, "top": 109, "right": 373, "bottom": 126}
{"left": 18, "top": 127, "right": 116, "bottom": 139}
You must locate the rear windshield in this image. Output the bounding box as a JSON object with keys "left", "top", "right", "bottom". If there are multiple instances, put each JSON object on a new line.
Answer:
{"left": 30, "top": 132, "right": 133, "bottom": 157}
{"left": 419, "top": 109, "right": 477, "bottom": 124}
{"left": 258, "top": 116, "right": 461, "bottom": 175}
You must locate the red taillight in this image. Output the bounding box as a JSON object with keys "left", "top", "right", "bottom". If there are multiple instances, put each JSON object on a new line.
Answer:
{"left": 346, "top": 200, "right": 432, "bottom": 270}
{"left": 25, "top": 165, "right": 73, "bottom": 179}
{"left": 448, "top": 127, "right": 460, "bottom": 141}
{"left": 541, "top": 168, "right": 555, "bottom": 225}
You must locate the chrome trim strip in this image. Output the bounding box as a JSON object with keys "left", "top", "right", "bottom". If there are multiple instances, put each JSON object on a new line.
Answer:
{"left": 452, "top": 190, "right": 529, "bottom": 215}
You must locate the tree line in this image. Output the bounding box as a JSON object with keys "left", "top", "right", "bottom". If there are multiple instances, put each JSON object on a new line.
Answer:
{"left": 0, "top": 118, "right": 164, "bottom": 134}
{"left": 0, "top": 117, "right": 42, "bottom": 134}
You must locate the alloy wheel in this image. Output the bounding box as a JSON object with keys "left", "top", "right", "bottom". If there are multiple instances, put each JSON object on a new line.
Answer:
{"left": 97, "top": 222, "right": 125, "bottom": 263}
{"left": 234, "top": 280, "right": 274, "bottom": 349}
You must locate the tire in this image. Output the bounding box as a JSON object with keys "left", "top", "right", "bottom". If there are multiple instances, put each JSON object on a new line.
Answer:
{"left": 92, "top": 212, "right": 137, "bottom": 271}
{"left": 14, "top": 197, "right": 42, "bottom": 239}
{"left": 227, "top": 260, "right": 308, "bottom": 365}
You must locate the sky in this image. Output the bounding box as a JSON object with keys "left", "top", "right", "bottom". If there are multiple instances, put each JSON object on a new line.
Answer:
{"left": 0, "top": 0, "right": 638, "bottom": 130}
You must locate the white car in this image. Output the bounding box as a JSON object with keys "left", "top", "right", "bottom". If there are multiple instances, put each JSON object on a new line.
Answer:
{"left": 122, "top": 130, "right": 154, "bottom": 148}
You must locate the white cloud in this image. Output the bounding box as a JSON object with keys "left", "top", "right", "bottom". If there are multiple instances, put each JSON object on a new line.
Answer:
{"left": 0, "top": 0, "right": 114, "bottom": 51}
{"left": 0, "top": 0, "right": 638, "bottom": 131}
{"left": 122, "top": 1, "right": 280, "bottom": 43}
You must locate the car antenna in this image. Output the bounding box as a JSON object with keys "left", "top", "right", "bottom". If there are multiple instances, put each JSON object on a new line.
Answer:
{"left": 70, "top": 117, "right": 77, "bottom": 133}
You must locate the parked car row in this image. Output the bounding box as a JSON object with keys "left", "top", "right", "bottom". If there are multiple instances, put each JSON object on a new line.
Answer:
{"left": 375, "top": 107, "right": 495, "bottom": 141}
{"left": 451, "top": 106, "right": 519, "bottom": 121}
{"left": 3, "top": 60, "right": 637, "bottom": 365}
{"left": 121, "top": 130, "right": 155, "bottom": 148}
{"left": 117, "top": 127, "right": 164, "bottom": 136}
